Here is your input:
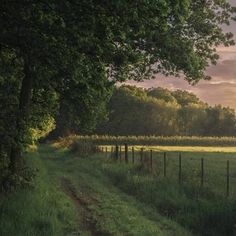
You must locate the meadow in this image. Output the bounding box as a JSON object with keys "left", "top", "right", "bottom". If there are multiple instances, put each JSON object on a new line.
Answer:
{"left": 99, "top": 146, "right": 236, "bottom": 235}
{"left": 100, "top": 146, "right": 236, "bottom": 197}
{"left": 1, "top": 142, "right": 236, "bottom": 235}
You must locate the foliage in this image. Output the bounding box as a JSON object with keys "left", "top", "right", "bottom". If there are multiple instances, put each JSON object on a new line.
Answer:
{"left": 69, "top": 140, "right": 100, "bottom": 157}
{"left": 97, "top": 85, "right": 236, "bottom": 136}
{"left": 51, "top": 75, "right": 113, "bottom": 138}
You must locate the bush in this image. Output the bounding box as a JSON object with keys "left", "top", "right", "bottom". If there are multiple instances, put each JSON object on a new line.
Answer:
{"left": 52, "top": 135, "right": 78, "bottom": 149}
{"left": 69, "top": 140, "right": 100, "bottom": 157}
{"left": 0, "top": 148, "right": 37, "bottom": 192}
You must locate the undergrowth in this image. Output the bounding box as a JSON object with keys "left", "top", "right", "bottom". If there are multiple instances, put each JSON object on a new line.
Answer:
{"left": 103, "top": 162, "right": 236, "bottom": 236}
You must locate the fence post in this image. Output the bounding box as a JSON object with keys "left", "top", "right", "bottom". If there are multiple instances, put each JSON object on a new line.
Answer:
{"left": 115, "top": 145, "right": 119, "bottom": 160}
{"left": 125, "top": 143, "right": 128, "bottom": 164}
{"left": 119, "top": 146, "right": 122, "bottom": 162}
{"left": 201, "top": 158, "right": 204, "bottom": 187}
{"left": 150, "top": 150, "right": 153, "bottom": 172}
{"left": 105, "top": 147, "right": 108, "bottom": 158}
{"left": 227, "top": 160, "right": 229, "bottom": 198}
{"left": 140, "top": 148, "right": 144, "bottom": 165}
{"left": 163, "top": 152, "right": 166, "bottom": 177}
{"left": 179, "top": 153, "right": 182, "bottom": 184}
{"left": 111, "top": 146, "right": 114, "bottom": 158}
{"left": 132, "top": 147, "right": 134, "bottom": 164}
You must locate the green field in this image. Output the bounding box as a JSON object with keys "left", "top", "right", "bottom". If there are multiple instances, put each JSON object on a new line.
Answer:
{"left": 101, "top": 145, "right": 236, "bottom": 197}
{"left": 1, "top": 144, "right": 236, "bottom": 235}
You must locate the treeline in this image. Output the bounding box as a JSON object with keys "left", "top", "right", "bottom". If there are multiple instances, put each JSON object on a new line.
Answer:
{"left": 96, "top": 86, "right": 236, "bottom": 136}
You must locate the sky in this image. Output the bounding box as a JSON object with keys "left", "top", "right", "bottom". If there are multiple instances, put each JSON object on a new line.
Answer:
{"left": 127, "top": 0, "right": 236, "bottom": 109}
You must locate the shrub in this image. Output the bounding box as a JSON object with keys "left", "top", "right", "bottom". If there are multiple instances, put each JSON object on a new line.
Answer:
{"left": 69, "top": 140, "right": 100, "bottom": 157}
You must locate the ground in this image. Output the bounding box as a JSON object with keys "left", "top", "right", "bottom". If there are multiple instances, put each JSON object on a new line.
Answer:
{"left": 1, "top": 144, "right": 236, "bottom": 235}
{"left": 0, "top": 145, "right": 190, "bottom": 236}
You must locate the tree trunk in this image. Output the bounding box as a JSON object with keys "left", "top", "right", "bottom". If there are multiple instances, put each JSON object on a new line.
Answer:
{"left": 10, "top": 55, "right": 33, "bottom": 173}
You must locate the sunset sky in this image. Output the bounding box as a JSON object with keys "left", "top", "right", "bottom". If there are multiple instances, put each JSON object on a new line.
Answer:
{"left": 128, "top": 0, "right": 236, "bottom": 110}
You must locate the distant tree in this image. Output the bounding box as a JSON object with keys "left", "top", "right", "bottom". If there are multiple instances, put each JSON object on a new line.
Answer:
{"left": 178, "top": 103, "right": 207, "bottom": 135}
{"left": 97, "top": 86, "right": 180, "bottom": 135}
{"left": 204, "top": 106, "right": 236, "bottom": 136}
{"left": 172, "top": 90, "right": 201, "bottom": 107}
{"left": 97, "top": 85, "right": 236, "bottom": 137}
{"left": 147, "top": 87, "right": 177, "bottom": 103}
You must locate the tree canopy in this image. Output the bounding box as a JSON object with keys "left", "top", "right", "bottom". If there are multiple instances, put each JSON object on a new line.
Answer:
{"left": 0, "top": 0, "right": 235, "bottom": 179}
{"left": 97, "top": 85, "right": 236, "bottom": 136}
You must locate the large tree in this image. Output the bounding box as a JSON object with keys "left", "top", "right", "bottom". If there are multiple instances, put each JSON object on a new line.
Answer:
{"left": 0, "top": 0, "right": 235, "bottom": 173}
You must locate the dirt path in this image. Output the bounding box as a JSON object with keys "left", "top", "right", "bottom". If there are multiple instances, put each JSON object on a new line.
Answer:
{"left": 61, "top": 177, "right": 110, "bottom": 236}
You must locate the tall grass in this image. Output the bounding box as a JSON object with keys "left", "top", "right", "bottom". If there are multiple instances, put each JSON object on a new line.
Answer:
{"left": 102, "top": 161, "right": 236, "bottom": 236}
{"left": 0, "top": 150, "right": 78, "bottom": 236}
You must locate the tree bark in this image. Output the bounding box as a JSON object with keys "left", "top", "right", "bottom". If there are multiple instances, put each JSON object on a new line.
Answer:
{"left": 10, "top": 55, "right": 33, "bottom": 173}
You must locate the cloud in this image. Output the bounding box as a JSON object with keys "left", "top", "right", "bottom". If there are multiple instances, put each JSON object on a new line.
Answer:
{"left": 126, "top": 47, "right": 236, "bottom": 109}
{"left": 206, "top": 59, "right": 236, "bottom": 80}
{"left": 126, "top": 1, "right": 236, "bottom": 110}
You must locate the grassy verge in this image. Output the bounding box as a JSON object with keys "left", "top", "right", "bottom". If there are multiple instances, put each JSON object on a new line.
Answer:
{"left": 101, "top": 147, "right": 236, "bottom": 197}
{"left": 0, "top": 145, "right": 190, "bottom": 236}
{"left": 103, "top": 161, "right": 236, "bottom": 236}
{"left": 41, "top": 145, "right": 190, "bottom": 235}
{"left": 0, "top": 150, "right": 78, "bottom": 236}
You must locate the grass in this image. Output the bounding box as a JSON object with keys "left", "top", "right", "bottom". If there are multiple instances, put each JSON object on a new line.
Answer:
{"left": 1, "top": 144, "right": 236, "bottom": 235}
{"left": 102, "top": 146, "right": 236, "bottom": 197}
{"left": 101, "top": 150, "right": 236, "bottom": 235}
{"left": 0, "top": 145, "right": 190, "bottom": 236}
{"left": 0, "top": 150, "right": 78, "bottom": 236}
{"left": 41, "top": 145, "right": 190, "bottom": 235}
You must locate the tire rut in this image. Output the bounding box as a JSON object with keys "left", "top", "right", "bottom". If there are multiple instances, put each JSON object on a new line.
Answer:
{"left": 61, "top": 177, "right": 110, "bottom": 236}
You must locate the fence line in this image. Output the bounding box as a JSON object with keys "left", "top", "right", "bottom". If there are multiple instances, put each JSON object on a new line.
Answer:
{"left": 101, "top": 145, "right": 232, "bottom": 198}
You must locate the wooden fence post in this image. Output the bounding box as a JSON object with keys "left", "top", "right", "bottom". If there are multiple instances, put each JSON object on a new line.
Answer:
{"left": 119, "top": 146, "right": 122, "bottom": 162}
{"left": 201, "top": 158, "right": 204, "bottom": 187}
{"left": 179, "top": 153, "right": 182, "bottom": 184}
{"left": 150, "top": 150, "right": 153, "bottom": 172}
{"left": 115, "top": 145, "right": 119, "bottom": 160}
{"left": 227, "top": 160, "right": 229, "bottom": 198}
{"left": 111, "top": 146, "right": 114, "bottom": 158}
{"left": 140, "top": 148, "right": 144, "bottom": 164}
{"left": 132, "top": 147, "right": 134, "bottom": 164}
{"left": 105, "top": 147, "right": 108, "bottom": 158}
{"left": 125, "top": 143, "right": 128, "bottom": 164}
{"left": 163, "top": 152, "right": 166, "bottom": 177}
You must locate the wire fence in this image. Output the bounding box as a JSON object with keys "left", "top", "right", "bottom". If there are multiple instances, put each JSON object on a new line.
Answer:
{"left": 100, "top": 144, "right": 234, "bottom": 198}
